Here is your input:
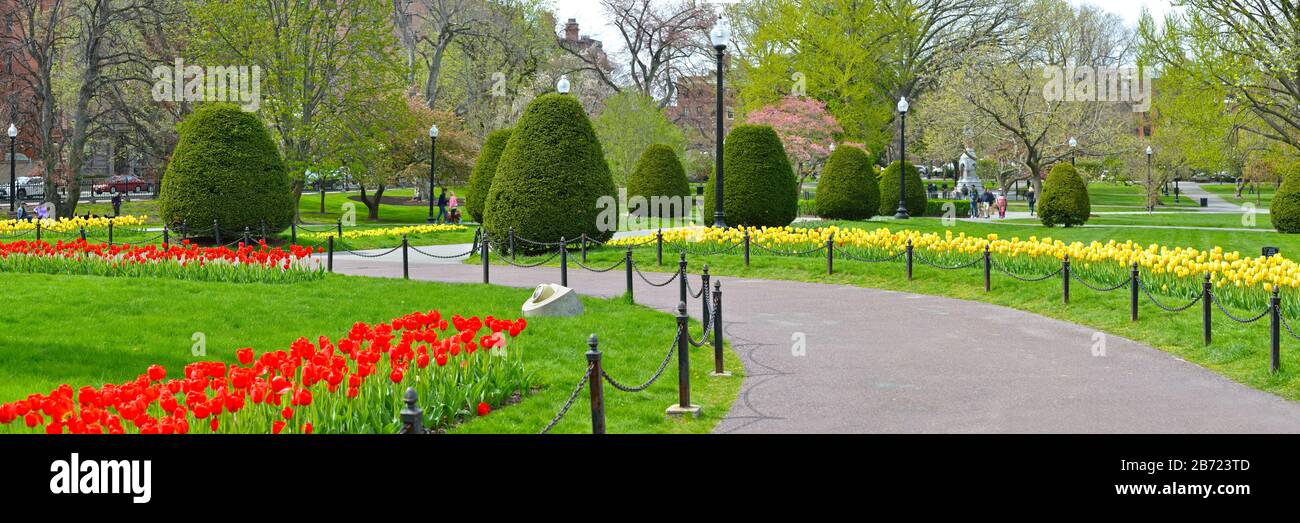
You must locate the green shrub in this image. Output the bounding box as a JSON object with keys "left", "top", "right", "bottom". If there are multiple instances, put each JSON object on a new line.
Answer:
{"left": 876, "top": 161, "right": 927, "bottom": 217}
{"left": 465, "top": 128, "right": 511, "bottom": 224}
{"left": 814, "top": 146, "right": 878, "bottom": 220}
{"left": 482, "top": 94, "right": 616, "bottom": 248}
{"left": 1272, "top": 165, "right": 1300, "bottom": 233}
{"left": 702, "top": 125, "right": 798, "bottom": 227}
{"left": 1038, "top": 162, "right": 1091, "bottom": 227}
{"left": 159, "top": 104, "right": 293, "bottom": 235}
{"left": 626, "top": 144, "right": 691, "bottom": 218}
{"left": 924, "top": 199, "right": 972, "bottom": 217}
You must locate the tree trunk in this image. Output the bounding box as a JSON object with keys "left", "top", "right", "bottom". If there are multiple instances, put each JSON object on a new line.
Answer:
{"left": 359, "top": 185, "right": 384, "bottom": 221}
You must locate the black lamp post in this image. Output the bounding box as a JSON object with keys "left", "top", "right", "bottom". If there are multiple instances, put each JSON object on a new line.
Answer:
{"left": 710, "top": 18, "right": 730, "bottom": 228}
{"left": 894, "top": 96, "right": 910, "bottom": 219}
{"left": 7, "top": 124, "right": 15, "bottom": 212}
{"left": 426, "top": 123, "right": 439, "bottom": 223}
{"left": 1068, "top": 136, "right": 1077, "bottom": 166}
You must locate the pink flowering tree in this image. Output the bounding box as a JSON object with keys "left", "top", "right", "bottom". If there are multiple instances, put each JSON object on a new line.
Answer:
{"left": 744, "top": 97, "right": 844, "bottom": 187}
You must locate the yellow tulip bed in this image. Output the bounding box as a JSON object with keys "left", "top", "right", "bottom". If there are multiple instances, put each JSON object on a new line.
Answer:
{"left": 609, "top": 225, "right": 1296, "bottom": 317}
{"left": 302, "top": 223, "right": 467, "bottom": 241}
{"left": 0, "top": 215, "right": 149, "bottom": 234}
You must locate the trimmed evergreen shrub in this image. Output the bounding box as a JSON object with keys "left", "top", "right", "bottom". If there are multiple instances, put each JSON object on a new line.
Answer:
{"left": 159, "top": 103, "right": 293, "bottom": 235}
{"left": 702, "top": 124, "right": 798, "bottom": 227}
{"left": 876, "top": 161, "right": 927, "bottom": 217}
{"left": 815, "top": 145, "right": 878, "bottom": 220}
{"left": 1038, "top": 162, "right": 1092, "bottom": 227}
{"left": 626, "top": 144, "right": 691, "bottom": 218}
{"left": 924, "top": 199, "right": 972, "bottom": 217}
{"left": 1272, "top": 165, "right": 1300, "bottom": 233}
{"left": 482, "top": 94, "right": 616, "bottom": 248}
{"left": 465, "top": 128, "right": 511, "bottom": 224}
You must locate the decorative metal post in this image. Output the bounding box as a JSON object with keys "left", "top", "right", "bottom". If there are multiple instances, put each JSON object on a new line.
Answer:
{"left": 1130, "top": 262, "right": 1140, "bottom": 322}
{"left": 508, "top": 227, "right": 516, "bottom": 260}
{"left": 826, "top": 234, "right": 834, "bottom": 275}
{"left": 1203, "top": 274, "right": 1213, "bottom": 346}
{"left": 1061, "top": 255, "right": 1072, "bottom": 304}
{"left": 35, "top": 222, "right": 40, "bottom": 242}
{"left": 481, "top": 234, "right": 490, "bottom": 284}
{"left": 327, "top": 236, "right": 334, "bottom": 273}
{"left": 399, "top": 387, "right": 423, "bottom": 434}
{"left": 213, "top": 220, "right": 221, "bottom": 245}
{"left": 743, "top": 229, "right": 751, "bottom": 267}
{"left": 656, "top": 229, "right": 664, "bottom": 266}
{"left": 80, "top": 226, "right": 86, "bottom": 241}
{"left": 107, "top": 220, "right": 114, "bottom": 246}
{"left": 625, "top": 248, "right": 634, "bottom": 302}
{"left": 711, "top": 280, "right": 729, "bottom": 377}
{"left": 402, "top": 235, "right": 410, "bottom": 280}
{"left": 560, "top": 236, "right": 568, "bottom": 287}
{"left": 290, "top": 223, "right": 296, "bottom": 245}
{"left": 242, "top": 226, "right": 251, "bottom": 246}
{"left": 337, "top": 219, "right": 342, "bottom": 238}
{"left": 700, "top": 265, "right": 711, "bottom": 325}
{"left": 906, "top": 239, "right": 914, "bottom": 281}
{"left": 581, "top": 233, "right": 588, "bottom": 263}
{"left": 161, "top": 225, "right": 167, "bottom": 246}
{"left": 666, "top": 302, "right": 701, "bottom": 416}
{"left": 1271, "top": 289, "right": 1281, "bottom": 373}
{"left": 586, "top": 335, "right": 606, "bottom": 435}
{"left": 678, "top": 252, "right": 688, "bottom": 307}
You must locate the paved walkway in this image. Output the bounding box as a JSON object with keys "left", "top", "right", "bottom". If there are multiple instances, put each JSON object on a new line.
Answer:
{"left": 331, "top": 243, "right": 1300, "bottom": 433}
{"left": 1181, "top": 182, "right": 1241, "bottom": 212}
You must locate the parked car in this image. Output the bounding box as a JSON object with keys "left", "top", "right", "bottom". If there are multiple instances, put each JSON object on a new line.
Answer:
{"left": 0, "top": 176, "right": 45, "bottom": 200}
{"left": 93, "top": 175, "right": 150, "bottom": 194}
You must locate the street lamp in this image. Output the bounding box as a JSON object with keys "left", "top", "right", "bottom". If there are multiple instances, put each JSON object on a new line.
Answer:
{"left": 1068, "top": 136, "right": 1077, "bottom": 166}
{"left": 7, "top": 124, "right": 15, "bottom": 212}
{"left": 710, "top": 17, "right": 730, "bottom": 228}
{"left": 556, "top": 75, "right": 571, "bottom": 95}
{"left": 426, "top": 123, "right": 439, "bottom": 224}
{"left": 894, "top": 96, "right": 910, "bottom": 219}
{"left": 1146, "top": 145, "right": 1154, "bottom": 212}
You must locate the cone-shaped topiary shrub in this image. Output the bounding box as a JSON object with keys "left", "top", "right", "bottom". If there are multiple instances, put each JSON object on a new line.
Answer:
{"left": 626, "top": 144, "right": 691, "bottom": 219}
{"left": 1272, "top": 165, "right": 1300, "bottom": 233}
{"left": 815, "top": 145, "right": 878, "bottom": 220}
{"left": 876, "top": 161, "right": 927, "bottom": 217}
{"left": 465, "top": 128, "right": 511, "bottom": 224}
{"left": 1038, "top": 162, "right": 1091, "bottom": 227}
{"left": 483, "top": 94, "right": 616, "bottom": 248}
{"left": 160, "top": 103, "right": 293, "bottom": 236}
{"left": 702, "top": 124, "right": 798, "bottom": 227}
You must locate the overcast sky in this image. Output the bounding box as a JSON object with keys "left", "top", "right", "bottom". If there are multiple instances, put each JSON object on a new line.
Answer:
{"left": 546, "top": 0, "right": 1179, "bottom": 55}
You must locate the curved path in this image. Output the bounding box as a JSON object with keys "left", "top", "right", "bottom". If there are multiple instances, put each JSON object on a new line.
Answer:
{"left": 331, "top": 246, "right": 1300, "bottom": 433}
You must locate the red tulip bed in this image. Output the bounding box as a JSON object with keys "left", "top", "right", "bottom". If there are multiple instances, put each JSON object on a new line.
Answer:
{"left": 0, "top": 239, "right": 324, "bottom": 283}
{"left": 0, "top": 310, "right": 532, "bottom": 434}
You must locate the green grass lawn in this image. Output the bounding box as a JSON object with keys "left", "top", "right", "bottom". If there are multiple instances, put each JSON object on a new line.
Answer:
{"left": 1004, "top": 212, "right": 1273, "bottom": 230}
{"left": 0, "top": 272, "right": 741, "bottom": 434}
{"left": 508, "top": 236, "right": 1300, "bottom": 403}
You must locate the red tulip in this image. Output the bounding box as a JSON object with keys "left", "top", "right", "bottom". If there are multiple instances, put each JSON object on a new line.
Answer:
{"left": 281, "top": 407, "right": 294, "bottom": 420}
{"left": 209, "top": 417, "right": 219, "bottom": 432}
{"left": 147, "top": 364, "right": 166, "bottom": 382}
{"left": 272, "top": 420, "right": 286, "bottom": 434}
{"left": 24, "top": 412, "right": 42, "bottom": 428}
{"left": 477, "top": 402, "right": 490, "bottom": 416}
{"left": 236, "top": 347, "right": 254, "bottom": 366}
{"left": 389, "top": 368, "right": 404, "bottom": 383}
{"left": 302, "top": 422, "right": 313, "bottom": 435}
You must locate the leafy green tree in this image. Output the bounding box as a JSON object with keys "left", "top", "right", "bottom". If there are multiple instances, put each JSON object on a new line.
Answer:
{"left": 877, "top": 161, "right": 927, "bottom": 217}
{"left": 627, "top": 144, "right": 691, "bottom": 219}
{"left": 703, "top": 124, "right": 798, "bottom": 227}
{"left": 1038, "top": 162, "right": 1091, "bottom": 227}
{"left": 815, "top": 145, "right": 878, "bottom": 220}
{"left": 591, "top": 91, "right": 686, "bottom": 187}
{"left": 466, "top": 129, "right": 512, "bottom": 224}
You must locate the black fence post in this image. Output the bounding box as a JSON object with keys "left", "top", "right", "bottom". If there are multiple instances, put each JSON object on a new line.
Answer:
{"left": 656, "top": 229, "right": 664, "bottom": 266}
{"left": 678, "top": 252, "right": 688, "bottom": 307}
{"left": 107, "top": 220, "right": 114, "bottom": 246}
{"left": 402, "top": 235, "right": 410, "bottom": 280}
{"left": 1062, "top": 255, "right": 1071, "bottom": 304}
{"left": 80, "top": 226, "right": 86, "bottom": 242}
{"left": 667, "top": 301, "right": 699, "bottom": 416}
{"left": 213, "top": 220, "right": 221, "bottom": 245}
{"left": 290, "top": 223, "right": 297, "bottom": 246}
{"left": 260, "top": 221, "right": 267, "bottom": 241}
{"left": 1203, "top": 274, "right": 1213, "bottom": 346}
{"left": 586, "top": 334, "right": 606, "bottom": 435}
{"left": 743, "top": 230, "right": 751, "bottom": 267}
{"left": 336, "top": 219, "right": 342, "bottom": 238}
{"left": 826, "top": 234, "right": 834, "bottom": 275}
{"left": 508, "top": 227, "right": 516, "bottom": 260}
{"left": 327, "top": 236, "right": 334, "bottom": 273}
{"left": 182, "top": 219, "right": 189, "bottom": 241}
{"left": 581, "top": 233, "right": 588, "bottom": 263}
{"left": 161, "top": 225, "right": 168, "bottom": 246}
{"left": 242, "top": 226, "right": 251, "bottom": 246}
{"left": 700, "top": 265, "right": 711, "bottom": 325}
{"left": 625, "top": 248, "right": 634, "bottom": 302}
{"left": 34, "top": 222, "right": 40, "bottom": 242}
{"left": 1130, "top": 262, "right": 1140, "bottom": 322}
{"left": 1271, "top": 289, "right": 1281, "bottom": 373}
{"left": 712, "top": 280, "right": 728, "bottom": 377}
{"left": 983, "top": 244, "right": 991, "bottom": 292}
{"left": 481, "top": 234, "right": 490, "bottom": 284}
{"left": 906, "top": 239, "right": 914, "bottom": 281}
{"left": 399, "top": 387, "right": 423, "bottom": 434}
{"left": 560, "top": 236, "right": 568, "bottom": 287}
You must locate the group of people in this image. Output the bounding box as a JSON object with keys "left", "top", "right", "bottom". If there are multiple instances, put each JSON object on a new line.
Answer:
{"left": 433, "top": 188, "right": 461, "bottom": 224}
{"left": 12, "top": 204, "right": 49, "bottom": 221}
{"left": 968, "top": 189, "right": 1009, "bottom": 219}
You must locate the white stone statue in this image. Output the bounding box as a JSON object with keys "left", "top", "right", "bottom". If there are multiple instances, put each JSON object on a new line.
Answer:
{"left": 957, "top": 149, "right": 982, "bottom": 194}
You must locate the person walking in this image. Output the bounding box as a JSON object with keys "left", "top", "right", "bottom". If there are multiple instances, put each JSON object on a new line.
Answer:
{"left": 968, "top": 190, "right": 980, "bottom": 219}
{"left": 447, "top": 190, "right": 460, "bottom": 224}
{"left": 980, "top": 189, "right": 994, "bottom": 218}
{"left": 435, "top": 188, "right": 449, "bottom": 223}
{"left": 111, "top": 193, "right": 122, "bottom": 217}
{"left": 995, "top": 192, "right": 1008, "bottom": 219}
